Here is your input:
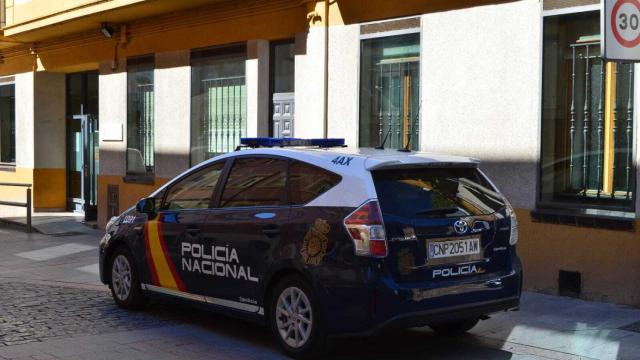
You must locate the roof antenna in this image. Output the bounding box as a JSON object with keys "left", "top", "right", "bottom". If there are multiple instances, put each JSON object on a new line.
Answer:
{"left": 399, "top": 100, "right": 422, "bottom": 152}
{"left": 376, "top": 126, "right": 392, "bottom": 150}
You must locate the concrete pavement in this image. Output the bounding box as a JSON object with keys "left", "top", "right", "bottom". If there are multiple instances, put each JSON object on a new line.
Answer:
{"left": 0, "top": 226, "right": 639, "bottom": 359}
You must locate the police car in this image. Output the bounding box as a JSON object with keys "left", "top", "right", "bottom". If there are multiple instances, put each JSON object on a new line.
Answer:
{"left": 99, "top": 138, "right": 522, "bottom": 359}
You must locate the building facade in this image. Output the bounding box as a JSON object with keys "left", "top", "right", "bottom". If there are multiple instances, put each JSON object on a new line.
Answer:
{"left": 0, "top": 0, "right": 638, "bottom": 306}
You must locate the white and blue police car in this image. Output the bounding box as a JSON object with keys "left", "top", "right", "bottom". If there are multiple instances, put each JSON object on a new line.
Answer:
{"left": 99, "top": 138, "right": 522, "bottom": 359}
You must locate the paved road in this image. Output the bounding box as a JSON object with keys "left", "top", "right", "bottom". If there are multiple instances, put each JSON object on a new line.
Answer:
{"left": 0, "top": 225, "right": 639, "bottom": 360}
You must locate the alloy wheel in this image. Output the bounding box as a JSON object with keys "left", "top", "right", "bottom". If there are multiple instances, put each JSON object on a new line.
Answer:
{"left": 111, "top": 254, "right": 132, "bottom": 301}
{"left": 275, "top": 286, "right": 313, "bottom": 348}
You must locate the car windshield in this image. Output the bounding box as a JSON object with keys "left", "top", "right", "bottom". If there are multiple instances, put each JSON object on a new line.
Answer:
{"left": 372, "top": 167, "right": 505, "bottom": 218}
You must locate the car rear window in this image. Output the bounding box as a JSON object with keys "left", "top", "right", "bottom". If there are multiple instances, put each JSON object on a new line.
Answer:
{"left": 372, "top": 167, "right": 505, "bottom": 218}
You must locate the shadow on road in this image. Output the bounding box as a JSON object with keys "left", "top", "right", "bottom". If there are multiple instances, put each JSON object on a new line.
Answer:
{"left": 137, "top": 299, "right": 515, "bottom": 360}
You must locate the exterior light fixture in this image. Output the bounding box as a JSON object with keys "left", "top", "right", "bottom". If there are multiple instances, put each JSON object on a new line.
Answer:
{"left": 101, "top": 23, "right": 114, "bottom": 38}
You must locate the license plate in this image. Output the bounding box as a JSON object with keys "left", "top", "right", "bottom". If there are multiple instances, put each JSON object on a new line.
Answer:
{"left": 428, "top": 238, "right": 480, "bottom": 259}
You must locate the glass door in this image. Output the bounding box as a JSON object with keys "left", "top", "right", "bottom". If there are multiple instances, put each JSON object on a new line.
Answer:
{"left": 68, "top": 115, "right": 99, "bottom": 220}
{"left": 66, "top": 71, "right": 99, "bottom": 220}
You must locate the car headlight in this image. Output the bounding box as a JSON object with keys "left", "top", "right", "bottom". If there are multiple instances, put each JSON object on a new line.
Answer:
{"left": 105, "top": 216, "right": 120, "bottom": 233}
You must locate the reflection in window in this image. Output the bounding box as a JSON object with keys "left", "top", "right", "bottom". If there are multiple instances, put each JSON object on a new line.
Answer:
{"left": 372, "top": 168, "right": 504, "bottom": 219}
{"left": 162, "top": 162, "right": 224, "bottom": 210}
{"left": 288, "top": 160, "right": 341, "bottom": 205}
{"left": 0, "top": 84, "right": 14, "bottom": 164}
{"left": 191, "top": 46, "right": 247, "bottom": 166}
{"left": 220, "top": 157, "right": 286, "bottom": 208}
{"left": 359, "top": 33, "right": 420, "bottom": 150}
{"left": 127, "top": 56, "right": 155, "bottom": 175}
{"left": 541, "top": 12, "right": 634, "bottom": 209}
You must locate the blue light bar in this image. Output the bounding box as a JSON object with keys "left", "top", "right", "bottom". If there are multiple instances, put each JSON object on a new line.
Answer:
{"left": 240, "top": 137, "right": 345, "bottom": 148}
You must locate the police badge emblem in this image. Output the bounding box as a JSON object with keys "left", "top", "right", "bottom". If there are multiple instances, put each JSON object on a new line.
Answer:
{"left": 300, "top": 218, "right": 330, "bottom": 266}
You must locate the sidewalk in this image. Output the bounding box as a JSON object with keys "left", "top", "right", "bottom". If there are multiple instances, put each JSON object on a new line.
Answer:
{"left": 0, "top": 212, "right": 97, "bottom": 235}
{"left": 466, "top": 292, "right": 640, "bottom": 360}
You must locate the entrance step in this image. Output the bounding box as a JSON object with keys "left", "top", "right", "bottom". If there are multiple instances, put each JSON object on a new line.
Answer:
{"left": 0, "top": 213, "right": 100, "bottom": 236}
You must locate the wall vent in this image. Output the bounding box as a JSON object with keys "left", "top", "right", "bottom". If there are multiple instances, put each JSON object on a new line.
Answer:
{"left": 558, "top": 270, "right": 581, "bottom": 297}
{"left": 107, "top": 185, "right": 119, "bottom": 219}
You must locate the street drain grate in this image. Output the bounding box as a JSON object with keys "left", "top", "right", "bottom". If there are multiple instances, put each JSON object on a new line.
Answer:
{"left": 620, "top": 321, "right": 640, "bottom": 333}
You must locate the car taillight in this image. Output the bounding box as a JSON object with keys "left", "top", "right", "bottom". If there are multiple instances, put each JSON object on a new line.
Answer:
{"left": 505, "top": 200, "right": 518, "bottom": 246}
{"left": 344, "top": 200, "right": 388, "bottom": 257}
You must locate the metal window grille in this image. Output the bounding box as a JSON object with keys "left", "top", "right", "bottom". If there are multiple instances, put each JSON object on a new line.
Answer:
{"left": 201, "top": 76, "right": 246, "bottom": 155}
{"left": 566, "top": 42, "right": 634, "bottom": 200}
{"left": 136, "top": 83, "right": 154, "bottom": 171}
{"left": 374, "top": 59, "right": 420, "bottom": 150}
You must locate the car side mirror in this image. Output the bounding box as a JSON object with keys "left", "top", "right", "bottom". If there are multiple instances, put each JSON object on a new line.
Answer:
{"left": 136, "top": 197, "right": 156, "bottom": 214}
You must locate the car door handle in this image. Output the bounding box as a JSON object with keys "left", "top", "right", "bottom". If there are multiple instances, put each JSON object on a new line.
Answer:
{"left": 262, "top": 225, "right": 280, "bottom": 237}
{"left": 186, "top": 228, "right": 201, "bottom": 235}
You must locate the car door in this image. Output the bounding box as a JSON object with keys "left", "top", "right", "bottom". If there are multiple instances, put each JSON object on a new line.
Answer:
{"left": 145, "top": 161, "right": 226, "bottom": 296}
{"left": 203, "top": 156, "right": 289, "bottom": 312}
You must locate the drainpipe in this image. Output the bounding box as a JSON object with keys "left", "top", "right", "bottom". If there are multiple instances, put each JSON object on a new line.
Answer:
{"left": 323, "top": 0, "right": 329, "bottom": 138}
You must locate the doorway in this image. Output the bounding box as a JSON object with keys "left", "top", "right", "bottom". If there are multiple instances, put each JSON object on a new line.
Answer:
{"left": 270, "top": 40, "right": 295, "bottom": 138}
{"left": 66, "top": 72, "right": 99, "bottom": 221}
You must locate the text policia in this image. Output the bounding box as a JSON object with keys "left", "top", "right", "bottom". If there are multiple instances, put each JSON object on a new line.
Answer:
{"left": 181, "top": 242, "right": 259, "bottom": 283}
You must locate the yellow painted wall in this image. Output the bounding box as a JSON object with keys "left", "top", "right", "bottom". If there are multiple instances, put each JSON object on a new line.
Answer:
{"left": 7, "top": 0, "right": 128, "bottom": 26}
{"left": 0, "top": 167, "right": 33, "bottom": 216}
{"left": 516, "top": 209, "right": 640, "bottom": 306}
{"left": 97, "top": 175, "right": 169, "bottom": 227}
{"left": 0, "top": 3, "right": 309, "bottom": 75}
{"left": 33, "top": 168, "right": 66, "bottom": 210}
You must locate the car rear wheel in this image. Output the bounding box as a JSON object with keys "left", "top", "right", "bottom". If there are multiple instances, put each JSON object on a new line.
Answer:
{"left": 430, "top": 317, "right": 479, "bottom": 336}
{"left": 269, "top": 275, "right": 326, "bottom": 359}
{"left": 109, "top": 246, "right": 146, "bottom": 310}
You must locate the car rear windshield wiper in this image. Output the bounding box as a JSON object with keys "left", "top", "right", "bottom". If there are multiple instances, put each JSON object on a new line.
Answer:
{"left": 415, "top": 206, "right": 466, "bottom": 217}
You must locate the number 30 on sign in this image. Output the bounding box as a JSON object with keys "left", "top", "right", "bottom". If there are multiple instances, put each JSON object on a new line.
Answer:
{"left": 603, "top": 0, "right": 640, "bottom": 61}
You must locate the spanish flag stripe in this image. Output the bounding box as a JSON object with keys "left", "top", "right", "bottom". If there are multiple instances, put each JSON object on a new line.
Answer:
{"left": 156, "top": 222, "right": 186, "bottom": 291}
{"left": 143, "top": 223, "right": 159, "bottom": 285}
{"left": 145, "top": 219, "right": 181, "bottom": 291}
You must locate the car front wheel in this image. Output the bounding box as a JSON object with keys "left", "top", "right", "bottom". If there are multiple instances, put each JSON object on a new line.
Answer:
{"left": 109, "top": 246, "right": 146, "bottom": 310}
{"left": 269, "top": 275, "right": 326, "bottom": 359}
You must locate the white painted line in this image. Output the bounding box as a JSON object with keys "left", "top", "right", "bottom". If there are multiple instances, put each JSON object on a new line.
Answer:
{"left": 76, "top": 263, "right": 100, "bottom": 275}
{"left": 15, "top": 243, "right": 95, "bottom": 261}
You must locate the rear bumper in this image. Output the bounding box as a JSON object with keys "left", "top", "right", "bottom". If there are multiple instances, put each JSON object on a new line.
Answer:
{"left": 320, "top": 254, "right": 523, "bottom": 335}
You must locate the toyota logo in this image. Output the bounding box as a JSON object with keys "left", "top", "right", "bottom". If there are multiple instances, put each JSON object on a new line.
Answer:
{"left": 453, "top": 220, "right": 469, "bottom": 235}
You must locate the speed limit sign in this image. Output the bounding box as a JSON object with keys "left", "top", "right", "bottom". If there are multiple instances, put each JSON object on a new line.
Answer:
{"left": 603, "top": 0, "right": 640, "bottom": 61}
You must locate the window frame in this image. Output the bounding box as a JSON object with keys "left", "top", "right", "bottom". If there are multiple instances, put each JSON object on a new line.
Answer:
{"left": 189, "top": 44, "right": 248, "bottom": 167}
{"left": 537, "top": 8, "right": 638, "bottom": 218}
{"left": 159, "top": 159, "right": 229, "bottom": 211}
{"left": 0, "top": 80, "right": 15, "bottom": 167}
{"left": 357, "top": 28, "right": 422, "bottom": 151}
{"left": 125, "top": 55, "right": 156, "bottom": 179}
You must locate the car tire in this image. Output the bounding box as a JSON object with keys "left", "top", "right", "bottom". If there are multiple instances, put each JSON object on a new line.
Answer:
{"left": 269, "top": 275, "right": 327, "bottom": 359}
{"left": 109, "top": 246, "right": 146, "bottom": 310}
{"left": 430, "top": 317, "right": 479, "bottom": 336}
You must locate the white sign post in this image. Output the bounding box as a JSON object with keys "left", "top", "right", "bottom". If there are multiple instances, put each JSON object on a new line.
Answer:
{"left": 603, "top": 0, "right": 640, "bottom": 61}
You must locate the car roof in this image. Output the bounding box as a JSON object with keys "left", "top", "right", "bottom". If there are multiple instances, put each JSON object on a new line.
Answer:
{"left": 216, "top": 147, "right": 479, "bottom": 170}
{"left": 151, "top": 147, "right": 481, "bottom": 205}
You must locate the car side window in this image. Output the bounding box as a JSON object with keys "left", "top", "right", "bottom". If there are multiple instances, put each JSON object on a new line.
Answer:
{"left": 288, "top": 160, "right": 342, "bottom": 205}
{"left": 220, "top": 157, "right": 287, "bottom": 208}
{"left": 161, "top": 162, "right": 225, "bottom": 210}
